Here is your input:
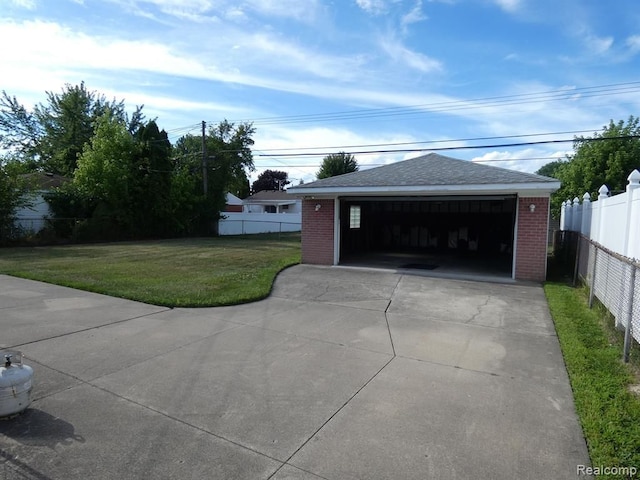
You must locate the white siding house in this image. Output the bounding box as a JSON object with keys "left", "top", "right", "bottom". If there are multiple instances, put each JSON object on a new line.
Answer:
{"left": 243, "top": 190, "right": 302, "bottom": 214}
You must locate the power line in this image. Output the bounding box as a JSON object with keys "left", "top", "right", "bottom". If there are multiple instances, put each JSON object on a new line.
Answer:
{"left": 216, "top": 81, "right": 640, "bottom": 127}
{"left": 154, "top": 81, "right": 638, "bottom": 147}
{"left": 253, "top": 135, "right": 639, "bottom": 158}
{"left": 253, "top": 156, "right": 567, "bottom": 168}
{"left": 251, "top": 129, "right": 595, "bottom": 153}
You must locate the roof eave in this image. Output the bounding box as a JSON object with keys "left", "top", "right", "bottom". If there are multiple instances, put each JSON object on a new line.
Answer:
{"left": 287, "top": 182, "right": 561, "bottom": 198}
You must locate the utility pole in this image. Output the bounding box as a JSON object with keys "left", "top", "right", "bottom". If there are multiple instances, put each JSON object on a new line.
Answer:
{"left": 201, "top": 120, "right": 208, "bottom": 196}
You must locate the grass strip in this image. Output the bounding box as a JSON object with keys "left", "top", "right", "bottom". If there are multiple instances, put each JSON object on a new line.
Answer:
{"left": 0, "top": 233, "right": 301, "bottom": 307}
{"left": 544, "top": 282, "right": 640, "bottom": 479}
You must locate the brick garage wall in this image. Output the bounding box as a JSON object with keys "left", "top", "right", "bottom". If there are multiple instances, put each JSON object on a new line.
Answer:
{"left": 301, "top": 199, "right": 335, "bottom": 265}
{"left": 515, "top": 197, "right": 549, "bottom": 282}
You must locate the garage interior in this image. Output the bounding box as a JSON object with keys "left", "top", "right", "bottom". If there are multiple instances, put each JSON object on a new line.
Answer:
{"left": 339, "top": 196, "right": 517, "bottom": 279}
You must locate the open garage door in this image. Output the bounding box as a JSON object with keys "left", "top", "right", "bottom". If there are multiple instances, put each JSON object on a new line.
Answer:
{"left": 339, "top": 196, "right": 516, "bottom": 277}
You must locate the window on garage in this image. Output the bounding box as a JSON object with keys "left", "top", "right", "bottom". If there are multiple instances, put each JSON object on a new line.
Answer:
{"left": 349, "top": 205, "right": 361, "bottom": 229}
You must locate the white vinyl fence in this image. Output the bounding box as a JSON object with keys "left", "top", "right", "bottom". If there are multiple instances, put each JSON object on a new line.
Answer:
{"left": 560, "top": 169, "right": 640, "bottom": 361}
{"left": 218, "top": 212, "right": 301, "bottom": 236}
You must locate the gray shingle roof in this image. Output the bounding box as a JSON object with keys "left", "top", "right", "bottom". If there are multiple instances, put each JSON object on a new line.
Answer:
{"left": 245, "top": 190, "right": 295, "bottom": 202}
{"left": 292, "top": 153, "right": 558, "bottom": 189}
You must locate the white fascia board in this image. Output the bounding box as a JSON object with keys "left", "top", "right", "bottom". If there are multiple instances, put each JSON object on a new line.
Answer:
{"left": 243, "top": 200, "right": 298, "bottom": 205}
{"left": 287, "top": 182, "right": 560, "bottom": 198}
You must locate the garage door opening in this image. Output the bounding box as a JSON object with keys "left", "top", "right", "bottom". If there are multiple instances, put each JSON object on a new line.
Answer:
{"left": 339, "top": 196, "right": 516, "bottom": 278}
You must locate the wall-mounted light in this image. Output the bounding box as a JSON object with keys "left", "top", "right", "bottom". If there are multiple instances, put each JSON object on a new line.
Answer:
{"left": 529, "top": 204, "right": 536, "bottom": 213}
{"left": 315, "top": 204, "right": 321, "bottom": 211}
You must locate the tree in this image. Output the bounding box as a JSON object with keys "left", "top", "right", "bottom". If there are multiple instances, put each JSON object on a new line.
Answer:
{"left": 0, "top": 92, "right": 42, "bottom": 161}
{"left": 173, "top": 120, "right": 255, "bottom": 233}
{"left": 317, "top": 152, "right": 358, "bottom": 179}
{"left": 540, "top": 116, "right": 640, "bottom": 216}
{"left": 251, "top": 170, "right": 289, "bottom": 193}
{"left": 0, "top": 83, "right": 143, "bottom": 175}
{"left": 71, "top": 111, "right": 140, "bottom": 237}
{"left": 0, "top": 159, "right": 32, "bottom": 242}
{"left": 535, "top": 159, "right": 565, "bottom": 179}
{"left": 132, "top": 120, "right": 172, "bottom": 236}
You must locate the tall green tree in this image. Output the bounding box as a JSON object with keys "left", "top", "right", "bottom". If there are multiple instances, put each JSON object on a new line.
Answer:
{"left": 0, "top": 83, "right": 143, "bottom": 176}
{"left": 173, "top": 120, "right": 255, "bottom": 233}
{"left": 251, "top": 170, "right": 289, "bottom": 192}
{"left": 0, "top": 161, "right": 31, "bottom": 242}
{"left": 535, "top": 159, "right": 565, "bottom": 179}
{"left": 71, "top": 111, "right": 140, "bottom": 236}
{"left": 317, "top": 152, "right": 358, "bottom": 179}
{"left": 540, "top": 116, "right": 640, "bottom": 215}
{"left": 0, "top": 93, "right": 42, "bottom": 162}
{"left": 132, "top": 120, "right": 172, "bottom": 236}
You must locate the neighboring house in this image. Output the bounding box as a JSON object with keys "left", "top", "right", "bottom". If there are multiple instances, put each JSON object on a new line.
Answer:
{"left": 243, "top": 190, "right": 302, "bottom": 214}
{"left": 287, "top": 153, "right": 560, "bottom": 282}
{"left": 15, "top": 173, "right": 69, "bottom": 234}
{"left": 224, "top": 192, "right": 244, "bottom": 212}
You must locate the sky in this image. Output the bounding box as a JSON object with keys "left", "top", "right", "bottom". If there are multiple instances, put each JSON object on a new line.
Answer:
{"left": 1, "top": 0, "right": 639, "bottom": 186}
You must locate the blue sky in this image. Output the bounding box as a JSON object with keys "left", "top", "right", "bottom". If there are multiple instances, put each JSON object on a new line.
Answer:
{"left": 1, "top": 0, "right": 639, "bottom": 184}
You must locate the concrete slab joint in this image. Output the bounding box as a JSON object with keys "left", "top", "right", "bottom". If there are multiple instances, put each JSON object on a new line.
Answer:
{"left": 0, "top": 267, "right": 589, "bottom": 480}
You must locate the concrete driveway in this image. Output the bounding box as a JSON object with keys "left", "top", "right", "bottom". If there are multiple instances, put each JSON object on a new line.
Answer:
{"left": 0, "top": 265, "right": 590, "bottom": 479}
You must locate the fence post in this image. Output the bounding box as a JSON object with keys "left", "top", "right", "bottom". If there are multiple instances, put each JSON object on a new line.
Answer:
{"left": 589, "top": 246, "right": 597, "bottom": 309}
{"left": 572, "top": 233, "right": 581, "bottom": 287}
{"left": 564, "top": 199, "right": 573, "bottom": 231}
{"left": 572, "top": 197, "right": 582, "bottom": 232}
{"left": 623, "top": 265, "right": 636, "bottom": 363}
{"left": 580, "top": 192, "right": 591, "bottom": 236}
{"left": 623, "top": 170, "right": 640, "bottom": 258}
{"left": 595, "top": 185, "right": 610, "bottom": 246}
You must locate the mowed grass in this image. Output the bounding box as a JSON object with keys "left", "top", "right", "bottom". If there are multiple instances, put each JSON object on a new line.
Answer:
{"left": 0, "top": 233, "right": 301, "bottom": 307}
{"left": 545, "top": 282, "right": 640, "bottom": 478}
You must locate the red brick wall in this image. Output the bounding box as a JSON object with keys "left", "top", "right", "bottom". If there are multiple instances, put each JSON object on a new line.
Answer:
{"left": 224, "top": 205, "right": 243, "bottom": 212}
{"left": 515, "top": 197, "right": 549, "bottom": 282}
{"left": 301, "top": 199, "right": 335, "bottom": 265}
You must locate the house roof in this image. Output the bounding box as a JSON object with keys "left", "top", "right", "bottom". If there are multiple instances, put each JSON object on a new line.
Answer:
{"left": 287, "top": 153, "right": 560, "bottom": 197}
{"left": 21, "top": 172, "right": 70, "bottom": 190}
{"left": 244, "top": 190, "right": 298, "bottom": 204}
{"left": 225, "top": 192, "right": 243, "bottom": 205}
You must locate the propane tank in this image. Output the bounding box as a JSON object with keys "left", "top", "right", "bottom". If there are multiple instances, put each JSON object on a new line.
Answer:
{"left": 0, "top": 351, "right": 33, "bottom": 417}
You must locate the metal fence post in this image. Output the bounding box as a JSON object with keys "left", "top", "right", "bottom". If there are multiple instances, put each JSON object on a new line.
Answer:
{"left": 572, "top": 234, "right": 581, "bottom": 287}
{"left": 623, "top": 265, "right": 637, "bottom": 363}
{"left": 589, "top": 246, "right": 598, "bottom": 309}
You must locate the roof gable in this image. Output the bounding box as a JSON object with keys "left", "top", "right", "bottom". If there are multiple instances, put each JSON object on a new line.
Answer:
{"left": 20, "top": 172, "right": 70, "bottom": 190}
{"left": 244, "top": 190, "right": 299, "bottom": 203}
{"left": 292, "top": 153, "right": 558, "bottom": 190}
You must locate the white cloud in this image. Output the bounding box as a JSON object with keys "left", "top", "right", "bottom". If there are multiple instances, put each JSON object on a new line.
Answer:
{"left": 626, "top": 34, "right": 640, "bottom": 54}
{"left": 355, "top": 0, "right": 387, "bottom": 15}
{"left": 114, "top": 0, "right": 320, "bottom": 22}
{"left": 492, "top": 0, "right": 521, "bottom": 13}
{"left": 471, "top": 148, "right": 570, "bottom": 174}
{"left": 401, "top": 0, "right": 428, "bottom": 33}
{"left": 379, "top": 36, "right": 442, "bottom": 73}
{"left": 241, "top": 0, "right": 321, "bottom": 20}
{"left": 253, "top": 125, "right": 419, "bottom": 183}
{"left": 236, "top": 33, "right": 368, "bottom": 82}
{"left": 3, "top": 0, "right": 36, "bottom": 8}
{"left": 584, "top": 34, "right": 614, "bottom": 55}
{"left": 0, "top": 20, "right": 213, "bottom": 79}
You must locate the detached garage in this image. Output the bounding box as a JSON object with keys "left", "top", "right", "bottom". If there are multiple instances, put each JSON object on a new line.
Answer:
{"left": 287, "top": 153, "right": 560, "bottom": 282}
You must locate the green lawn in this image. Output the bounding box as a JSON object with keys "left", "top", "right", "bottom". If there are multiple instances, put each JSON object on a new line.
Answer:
{"left": 0, "top": 233, "right": 301, "bottom": 307}
{"left": 545, "top": 282, "right": 640, "bottom": 479}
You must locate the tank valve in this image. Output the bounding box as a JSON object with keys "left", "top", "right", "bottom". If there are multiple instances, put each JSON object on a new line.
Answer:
{"left": 4, "top": 355, "right": 11, "bottom": 368}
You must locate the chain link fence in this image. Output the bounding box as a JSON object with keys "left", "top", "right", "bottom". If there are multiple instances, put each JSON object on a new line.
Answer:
{"left": 574, "top": 234, "right": 640, "bottom": 361}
